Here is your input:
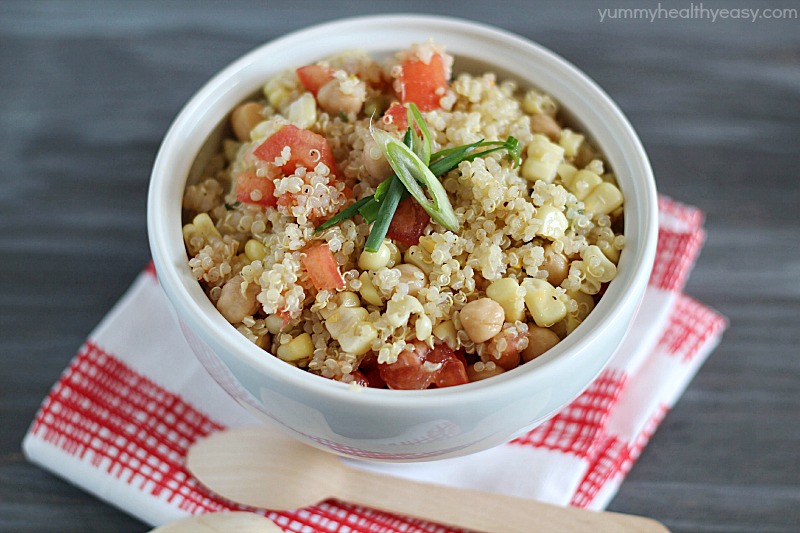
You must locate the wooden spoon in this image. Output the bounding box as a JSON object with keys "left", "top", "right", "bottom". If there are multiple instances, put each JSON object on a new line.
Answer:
{"left": 148, "top": 511, "right": 282, "bottom": 532}
{"left": 187, "top": 427, "right": 668, "bottom": 533}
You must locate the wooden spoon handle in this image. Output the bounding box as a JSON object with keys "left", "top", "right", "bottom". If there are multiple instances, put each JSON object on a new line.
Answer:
{"left": 338, "top": 468, "right": 669, "bottom": 533}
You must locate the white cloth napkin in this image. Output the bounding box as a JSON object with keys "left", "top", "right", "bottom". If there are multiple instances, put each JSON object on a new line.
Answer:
{"left": 23, "top": 195, "right": 726, "bottom": 531}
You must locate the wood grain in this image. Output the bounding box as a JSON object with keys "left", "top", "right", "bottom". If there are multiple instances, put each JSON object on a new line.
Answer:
{"left": 1, "top": 1, "right": 798, "bottom": 532}
{"left": 187, "top": 427, "right": 669, "bottom": 533}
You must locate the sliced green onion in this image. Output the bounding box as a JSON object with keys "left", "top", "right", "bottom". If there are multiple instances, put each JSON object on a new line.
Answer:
{"left": 430, "top": 136, "right": 522, "bottom": 169}
{"left": 358, "top": 197, "right": 381, "bottom": 224}
{"left": 364, "top": 175, "right": 404, "bottom": 252}
{"left": 407, "top": 103, "right": 432, "bottom": 166}
{"left": 371, "top": 128, "right": 458, "bottom": 232}
{"left": 314, "top": 102, "right": 519, "bottom": 241}
{"left": 429, "top": 140, "right": 484, "bottom": 175}
{"left": 466, "top": 136, "right": 522, "bottom": 167}
{"left": 373, "top": 178, "right": 392, "bottom": 202}
{"left": 314, "top": 195, "right": 372, "bottom": 233}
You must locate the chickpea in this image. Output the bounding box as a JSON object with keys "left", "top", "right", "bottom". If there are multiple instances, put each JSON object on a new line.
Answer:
{"left": 316, "top": 78, "right": 366, "bottom": 115}
{"left": 522, "top": 325, "right": 561, "bottom": 362}
{"left": 216, "top": 274, "right": 260, "bottom": 323}
{"left": 459, "top": 298, "right": 505, "bottom": 343}
{"left": 530, "top": 113, "right": 562, "bottom": 141}
{"left": 467, "top": 363, "right": 505, "bottom": 382}
{"left": 487, "top": 328, "right": 528, "bottom": 370}
{"left": 230, "top": 102, "right": 264, "bottom": 142}
{"left": 395, "top": 263, "right": 427, "bottom": 296}
{"left": 361, "top": 136, "right": 393, "bottom": 187}
{"left": 541, "top": 244, "right": 569, "bottom": 286}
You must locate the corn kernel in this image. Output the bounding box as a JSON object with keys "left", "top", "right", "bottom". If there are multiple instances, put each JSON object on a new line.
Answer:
{"left": 385, "top": 295, "right": 425, "bottom": 328}
{"left": 565, "top": 169, "right": 603, "bottom": 201}
{"left": 522, "top": 91, "right": 557, "bottom": 116}
{"left": 557, "top": 163, "right": 578, "bottom": 184}
{"left": 358, "top": 240, "right": 392, "bottom": 271}
{"left": 534, "top": 205, "right": 569, "bottom": 239}
{"left": 338, "top": 321, "right": 378, "bottom": 356}
{"left": 415, "top": 314, "right": 432, "bottom": 341}
{"left": 263, "top": 75, "right": 292, "bottom": 110}
{"left": 522, "top": 278, "right": 567, "bottom": 327}
{"left": 324, "top": 306, "right": 368, "bottom": 339}
{"left": 559, "top": 129, "right": 584, "bottom": 158}
{"left": 287, "top": 92, "right": 317, "bottom": 129}
{"left": 486, "top": 278, "right": 525, "bottom": 322}
{"left": 358, "top": 272, "right": 383, "bottom": 306}
{"left": 265, "top": 314, "right": 284, "bottom": 334}
{"left": 404, "top": 245, "right": 434, "bottom": 276}
{"left": 432, "top": 320, "right": 458, "bottom": 350}
{"left": 584, "top": 182, "right": 623, "bottom": 215}
{"left": 276, "top": 333, "right": 314, "bottom": 362}
{"left": 599, "top": 241, "right": 621, "bottom": 264}
{"left": 189, "top": 213, "right": 220, "bottom": 240}
{"left": 521, "top": 135, "right": 565, "bottom": 184}
{"left": 244, "top": 239, "right": 267, "bottom": 261}
{"left": 582, "top": 245, "right": 617, "bottom": 283}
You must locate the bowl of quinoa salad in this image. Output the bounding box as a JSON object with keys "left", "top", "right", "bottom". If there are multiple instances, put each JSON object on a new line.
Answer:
{"left": 148, "top": 15, "right": 657, "bottom": 460}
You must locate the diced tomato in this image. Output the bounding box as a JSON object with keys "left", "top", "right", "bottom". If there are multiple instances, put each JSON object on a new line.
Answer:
{"left": 254, "top": 125, "right": 339, "bottom": 178}
{"left": 296, "top": 64, "right": 335, "bottom": 96}
{"left": 235, "top": 170, "right": 277, "bottom": 207}
{"left": 382, "top": 102, "right": 408, "bottom": 131}
{"left": 379, "top": 345, "right": 432, "bottom": 390}
{"left": 387, "top": 197, "right": 430, "bottom": 246}
{"left": 378, "top": 341, "right": 467, "bottom": 390}
{"left": 398, "top": 53, "right": 448, "bottom": 112}
{"left": 430, "top": 346, "right": 469, "bottom": 388}
{"left": 301, "top": 243, "right": 345, "bottom": 291}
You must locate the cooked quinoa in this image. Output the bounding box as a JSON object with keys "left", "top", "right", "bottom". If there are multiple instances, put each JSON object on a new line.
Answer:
{"left": 181, "top": 42, "right": 625, "bottom": 389}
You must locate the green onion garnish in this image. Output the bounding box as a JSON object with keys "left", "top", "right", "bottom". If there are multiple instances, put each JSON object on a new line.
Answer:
{"left": 407, "top": 103, "right": 432, "bottom": 166}
{"left": 357, "top": 197, "right": 381, "bottom": 224}
{"left": 314, "top": 104, "right": 521, "bottom": 247}
{"left": 364, "top": 175, "right": 405, "bottom": 253}
{"left": 370, "top": 128, "right": 458, "bottom": 232}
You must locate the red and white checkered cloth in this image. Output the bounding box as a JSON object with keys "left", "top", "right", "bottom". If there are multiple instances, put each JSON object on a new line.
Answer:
{"left": 23, "top": 196, "right": 726, "bottom": 531}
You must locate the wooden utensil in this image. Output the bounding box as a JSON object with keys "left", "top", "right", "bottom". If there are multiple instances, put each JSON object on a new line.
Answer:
{"left": 186, "top": 427, "right": 669, "bottom": 533}
{"left": 148, "top": 511, "right": 282, "bottom": 532}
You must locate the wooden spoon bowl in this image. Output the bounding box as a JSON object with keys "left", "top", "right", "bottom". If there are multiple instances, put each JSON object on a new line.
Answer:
{"left": 186, "top": 427, "right": 669, "bottom": 533}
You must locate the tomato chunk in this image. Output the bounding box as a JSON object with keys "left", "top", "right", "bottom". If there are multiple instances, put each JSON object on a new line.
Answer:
{"left": 235, "top": 170, "right": 277, "bottom": 207}
{"left": 387, "top": 197, "right": 430, "bottom": 246}
{"left": 433, "top": 348, "right": 469, "bottom": 388}
{"left": 398, "top": 53, "right": 448, "bottom": 112}
{"left": 378, "top": 341, "right": 467, "bottom": 390}
{"left": 382, "top": 102, "right": 408, "bottom": 131}
{"left": 254, "top": 125, "right": 339, "bottom": 177}
{"left": 378, "top": 346, "right": 432, "bottom": 390}
{"left": 296, "top": 65, "right": 335, "bottom": 96}
{"left": 302, "top": 243, "right": 345, "bottom": 291}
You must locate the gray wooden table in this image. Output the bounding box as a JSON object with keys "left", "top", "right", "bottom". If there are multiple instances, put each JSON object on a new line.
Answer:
{"left": 2, "top": 1, "right": 798, "bottom": 532}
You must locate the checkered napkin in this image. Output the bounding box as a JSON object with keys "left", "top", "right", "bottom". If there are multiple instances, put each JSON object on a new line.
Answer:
{"left": 22, "top": 196, "right": 726, "bottom": 531}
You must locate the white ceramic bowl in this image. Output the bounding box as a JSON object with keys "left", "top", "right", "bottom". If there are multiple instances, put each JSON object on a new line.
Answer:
{"left": 148, "top": 14, "right": 657, "bottom": 461}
